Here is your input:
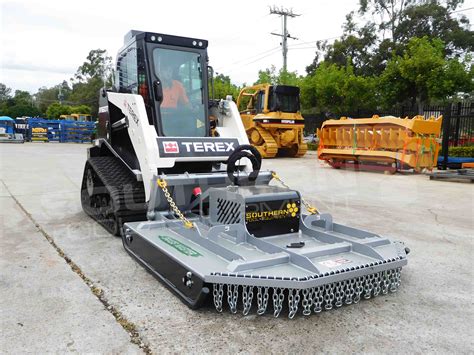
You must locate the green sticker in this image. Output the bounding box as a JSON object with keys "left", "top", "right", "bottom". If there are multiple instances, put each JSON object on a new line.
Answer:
{"left": 158, "top": 235, "right": 202, "bottom": 257}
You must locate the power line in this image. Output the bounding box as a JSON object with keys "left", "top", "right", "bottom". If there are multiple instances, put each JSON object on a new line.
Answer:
{"left": 451, "top": 6, "right": 474, "bottom": 13}
{"left": 269, "top": 5, "right": 301, "bottom": 71}
{"left": 214, "top": 46, "right": 281, "bottom": 72}
{"left": 219, "top": 48, "right": 281, "bottom": 75}
{"left": 288, "top": 35, "right": 342, "bottom": 48}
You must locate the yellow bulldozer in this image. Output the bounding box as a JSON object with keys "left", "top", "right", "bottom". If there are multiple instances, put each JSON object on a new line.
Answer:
{"left": 236, "top": 84, "right": 307, "bottom": 158}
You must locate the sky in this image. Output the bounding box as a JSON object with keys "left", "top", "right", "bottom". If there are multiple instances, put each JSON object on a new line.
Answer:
{"left": 1, "top": 0, "right": 473, "bottom": 94}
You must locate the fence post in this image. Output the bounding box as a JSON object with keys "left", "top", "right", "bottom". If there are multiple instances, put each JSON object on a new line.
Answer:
{"left": 453, "top": 102, "right": 461, "bottom": 146}
{"left": 441, "top": 104, "right": 452, "bottom": 170}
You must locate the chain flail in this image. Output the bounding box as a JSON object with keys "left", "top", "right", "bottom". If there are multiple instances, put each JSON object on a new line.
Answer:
{"left": 271, "top": 172, "right": 319, "bottom": 214}
{"left": 211, "top": 268, "right": 402, "bottom": 318}
{"left": 157, "top": 178, "right": 194, "bottom": 229}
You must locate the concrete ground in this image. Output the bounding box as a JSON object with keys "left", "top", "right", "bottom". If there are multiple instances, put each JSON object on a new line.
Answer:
{"left": 0, "top": 142, "right": 473, "bottom": 354}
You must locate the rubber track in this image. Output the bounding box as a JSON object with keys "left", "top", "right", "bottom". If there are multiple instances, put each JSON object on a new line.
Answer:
{"left": 81, "top": 156, "right": 147, "bottom": 235}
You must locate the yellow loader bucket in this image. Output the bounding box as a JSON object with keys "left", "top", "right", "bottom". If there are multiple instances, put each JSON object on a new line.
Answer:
{"left": 317, "top": 115, "right": 443, "bottom": 173}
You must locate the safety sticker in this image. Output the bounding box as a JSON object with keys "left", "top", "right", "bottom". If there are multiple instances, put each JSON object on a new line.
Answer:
{"left": 159, "top": 235, "right": 202, "bottom": 257}
{"left": 319, "top": 258, "right": 352, "bottom": 268}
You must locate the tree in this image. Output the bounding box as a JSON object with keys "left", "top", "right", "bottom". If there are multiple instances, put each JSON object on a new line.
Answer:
{"left": 307, "top": 0, "right": 472, "bottom": 76}
{"left": 68, "top": 77, "right": 103, "bottom": 116}
{"left": 69, "top": 49, "right": 113, "bottom": 116}
{"left": 254, "top": 65, "right": 301, "bottom": 86}
{"left": 301, "top": 61, "right": 377, "bottom": 115}
{"left": 45, "top": 103, "right": 91, "bottom": 119}
{"left": 35, "top": 81, "right": 71, "bottom": 115}
{"left": 212, "top": 74, "right": 240, "bottom": 100}
{"left": 45, "top": 102, "right": 72, "bottom": 119}
{"left": 379, "top": 37, "right": 473, "bottom": 112}
{"left": 394, "top": 1, "right": 474, "bottom": 56}
{"left": 308, "top": 18, "right": 379, "bottom": 76}
{"left": 74, "top": 49, "right": 113, "bottom": 83}
{"left": 0, "top": 89, "right": 41, "bottom": 118}
{"left": 358, "top": 0, "right": 414, "bottom": 41}
{"left": 0, "top": 83, "right": 12, "bottom": 102}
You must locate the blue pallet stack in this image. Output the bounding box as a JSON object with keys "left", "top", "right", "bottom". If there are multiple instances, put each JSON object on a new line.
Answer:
{"left": 25, "top": 118, "right": 96, "bottom": 143}
{"left": 59, "top": 120, "right": 96, "bottom": 143}
{"left": 28, "top": 118, "right": 50, "bottom": 142}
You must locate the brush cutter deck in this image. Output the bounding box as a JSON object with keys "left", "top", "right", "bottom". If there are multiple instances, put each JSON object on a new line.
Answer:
{"left": 123, "top": 185, "right": 407, "bottom": 318}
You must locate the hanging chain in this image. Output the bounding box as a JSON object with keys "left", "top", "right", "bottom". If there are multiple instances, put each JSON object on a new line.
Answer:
{"left": 212, "top": 268, "right": 402, "bottom": 317}
{"left": 156, "top": 178, "right": 194, "bottom": 229}
{"left": 271, "top": 172, "right": 319, "bottom": 214}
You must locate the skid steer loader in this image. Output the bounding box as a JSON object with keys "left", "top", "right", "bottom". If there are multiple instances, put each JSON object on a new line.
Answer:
{"left": 236, "top": 84, "right": 307, "bottom": 158}
{"left": 81, "top": 30, "right": 408, "bottom": 318}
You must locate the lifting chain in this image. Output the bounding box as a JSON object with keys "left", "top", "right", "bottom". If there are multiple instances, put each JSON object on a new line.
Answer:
{"left": 156, "top": 178, "right": 194, "bottom": 229}
{"left": 271, "top": 172, "right": 319, "bottom": 214}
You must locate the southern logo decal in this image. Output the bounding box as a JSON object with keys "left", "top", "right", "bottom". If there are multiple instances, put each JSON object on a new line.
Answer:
{"left": 163, "top": 141, "right": 179, "bottom": 153}
{"left": 245, "top": 202, "right": 299, "bottom": 222}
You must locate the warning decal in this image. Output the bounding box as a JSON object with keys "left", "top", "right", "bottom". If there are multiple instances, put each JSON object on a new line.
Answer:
{"left": 319, "top": 258, "right": 352, "bottom": 268}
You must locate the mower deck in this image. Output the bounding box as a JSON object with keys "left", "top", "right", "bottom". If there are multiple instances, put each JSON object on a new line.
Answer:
{"left": 123, "top": 214, "right": 407, "bottom": 317}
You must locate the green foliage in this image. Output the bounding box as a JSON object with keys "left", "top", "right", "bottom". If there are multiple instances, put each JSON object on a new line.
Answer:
{"left": 68, "top": 77, "right": 103, "bottom": 116}
{"left": 308, "top": 14, "right": 380, "bottom": 76}
{"left": 300, "top": 62, "right": 377, "bottom": 114}
{"left": 74, "top": 49, "right": 113, "bottom": 83}
{"left": 45, "top": 102, "right": 91, "bottom": 119}
{"left": 35, "top": 81, "right": 71, "bottom": 114}
{"left": 254, "top": 65, "right": 301, "bottom": 86}
{"left": 0, "top": 86, "right": 41, "bottom": 118}
{"left": 394, "top": 1, "right": 473, "bottom": 56}
{"left": 307, "top": 142, "right": 319, "bottom": 151}
{"left": 45, "top": 102, "right": 72, "bottom": 119}
{"left": 212, "top": 74, "right": 240, "bottom": 100}
{"left": 0, "top": 83, "right": 12, "bottom": 102}
{"left": 67, "top": 49, "right": 113, "bottom": 116}
{"left": 70, "top": 105, "right": 91, "bottom": 114}
{"left": 448, "top": 146, "right": 474, "bottom": 157}
{"left": 379, "top": 37, "right": 473, "bottom": 111}
{"left": 310, "top": 0, "right": 472, "bottom": 78}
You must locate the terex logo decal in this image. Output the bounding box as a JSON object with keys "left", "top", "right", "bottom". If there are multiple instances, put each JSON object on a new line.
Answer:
{"left": 157, "top": 137, "right": 239, "bottom": 158}
{"left": 181, "top": 141, "right": 235, "bottom": 153}
{"left": 163, "top": 141, "right": 179, "bottom": 153}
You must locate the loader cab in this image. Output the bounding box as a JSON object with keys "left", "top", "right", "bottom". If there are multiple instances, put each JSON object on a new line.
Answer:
{"left": 238, "top": 84, "right": 300, "bottom": 115}
{"left": 115, "top": 31, "right": 209, "bottom": 138}
{"left": 267, "top": 85, "right": 300, "bottom": 113}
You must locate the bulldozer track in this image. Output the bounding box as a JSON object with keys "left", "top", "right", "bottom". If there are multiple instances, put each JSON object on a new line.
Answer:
{"left": 81, "top": 156, "right": 147, "bottom": 236}
{"left": 252, "top": 126, "right": 278, "bottom": 158}
{"left": 294, "top": 142, "right": 308, "bottom": 157}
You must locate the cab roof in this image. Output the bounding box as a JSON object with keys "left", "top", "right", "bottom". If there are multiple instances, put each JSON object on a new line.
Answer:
{"left": 123, "top": 30, "right": 208, "bottom": 49}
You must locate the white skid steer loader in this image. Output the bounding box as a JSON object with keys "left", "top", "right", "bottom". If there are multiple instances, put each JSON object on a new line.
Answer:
{"left": 81, "top": 30, "right": 408, "bottom": 318}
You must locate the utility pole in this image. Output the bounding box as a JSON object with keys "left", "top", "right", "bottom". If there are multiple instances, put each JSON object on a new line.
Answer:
{"left": 58, "top": 86, "right": 64, "bottom": 105}
{"left": 270, "top": 6, "right": 300, "bottom": 71}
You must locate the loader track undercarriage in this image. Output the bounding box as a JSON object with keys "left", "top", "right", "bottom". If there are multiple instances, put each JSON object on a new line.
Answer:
{"left": 81, "top": 156, "right": 147, "bottom": 236}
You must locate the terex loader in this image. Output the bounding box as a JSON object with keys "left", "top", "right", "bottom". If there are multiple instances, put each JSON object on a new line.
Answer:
{"left": 81, "top": 30, "right": 408, "bottom": 318}
{"left": 237, "top": 84, "right": 307, "bottom": 158}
